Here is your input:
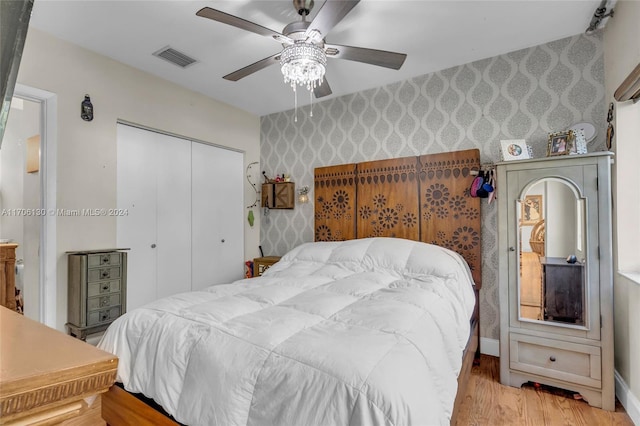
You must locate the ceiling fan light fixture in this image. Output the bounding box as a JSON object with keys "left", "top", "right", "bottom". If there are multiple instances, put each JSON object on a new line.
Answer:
{"left": 280, "top": 42, "right": 326, "bottom": 92}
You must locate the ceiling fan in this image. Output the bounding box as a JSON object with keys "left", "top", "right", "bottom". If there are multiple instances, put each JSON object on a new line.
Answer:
{"left": 196, "top": 0, "right": 407, "bottom": 99}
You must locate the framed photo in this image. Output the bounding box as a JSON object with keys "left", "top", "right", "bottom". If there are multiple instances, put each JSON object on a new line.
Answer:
{"left": 500, "top": 139, "right": 530, "bottom": 161}
{"left": 547, "top": 131, "right": 574, "bottom": 157}
{"left": 521, "top": 194, "right": 543, "bottom": 225}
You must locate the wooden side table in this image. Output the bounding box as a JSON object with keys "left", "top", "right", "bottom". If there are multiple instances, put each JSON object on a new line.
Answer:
{"left": 253, "top": 256, "right": 281, "bottom": 276}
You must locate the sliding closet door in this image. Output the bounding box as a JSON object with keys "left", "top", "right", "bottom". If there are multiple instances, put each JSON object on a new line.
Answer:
{"left": 117, "top": 124, "right": 191, "bottom": 310}
{"left": 191, "top": 142, "right": 244, "bottom": 290}
{"left": 117, "top": 125, "right": 158, "bottom": 311}
{"left": 155, "top": 135, "right": 191, "bottom": 300}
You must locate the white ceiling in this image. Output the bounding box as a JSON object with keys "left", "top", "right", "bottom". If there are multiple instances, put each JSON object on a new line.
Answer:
{"left": 29, "top": 1, "right": 602, "bottom": 117}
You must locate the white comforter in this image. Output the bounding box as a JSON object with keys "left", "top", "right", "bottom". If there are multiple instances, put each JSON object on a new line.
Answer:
{"left": 98, "top": 238, "right": 476, "bottom": 426}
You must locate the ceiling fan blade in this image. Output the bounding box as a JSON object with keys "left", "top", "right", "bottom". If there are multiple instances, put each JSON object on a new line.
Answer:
{"left": 223, "top": 53, "right": 281, "bottom": 81}
{"left": 196, "top": 7, "right": 292, "bottom": 43}
{"left": 325, "top": 44, "right": 407, "bottom": 70}
{"left": 304, "top": 0, "right": 360, "bottom": 41}
{"left": 314, "top": 76, "right": 332, "bottom": 98}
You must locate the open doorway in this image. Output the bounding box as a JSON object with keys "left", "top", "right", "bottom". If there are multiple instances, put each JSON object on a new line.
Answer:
{"left": 0, "top": 84, "right": 56, "bottom": 327}
{"left": 0, "top": 96, "right": 41, "bottom": 320}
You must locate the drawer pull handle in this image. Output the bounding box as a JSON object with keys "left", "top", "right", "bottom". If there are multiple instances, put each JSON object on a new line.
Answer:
{"left": 101, "top": 297, "right": 109, "bottom": 306}
{"left": 101, "top": 284, "right": 110, "bottom": 292}
{"left": 549, "top": 356, "right": 556, "bottom": 362}
{"left": 100, "top": 312, "right": 110, "bottom": 321}
{"left": 101, "top": 256, "right": 110, "bottom": 264}
{"left": 101, "top": 270, "right": 110, "bottom": 278}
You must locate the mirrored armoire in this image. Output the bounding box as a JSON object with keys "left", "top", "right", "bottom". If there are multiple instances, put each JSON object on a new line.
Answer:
{"left": 497, "top": 152, "right": 614, "bottom": 410}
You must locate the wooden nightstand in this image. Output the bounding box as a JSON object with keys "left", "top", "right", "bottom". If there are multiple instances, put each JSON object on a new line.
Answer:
{"left": 253, "top": 256, "right": 281, "bottom": 276}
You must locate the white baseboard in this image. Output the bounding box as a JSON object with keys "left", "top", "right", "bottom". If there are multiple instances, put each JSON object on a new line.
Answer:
{"left": 615, "top": 370, "right": 640, "bottom": 425}
{"left": 480, "top": 337, "right": 500, "bottom": 357}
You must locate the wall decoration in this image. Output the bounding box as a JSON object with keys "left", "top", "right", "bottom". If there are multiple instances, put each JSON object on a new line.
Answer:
{"left": 521, "top": 194, "right": 543, "bottom": 225}
{"left": 80, "top": 94, "right": 93, "bottom": 121}
{"left": 570, "top": 122, "right": 597, "bottom": 144}
{"left": 500, "top": 139, "right": 530, "bottom": 161}
{"left": 547, "top": 131, "right": 574, "bottom": 157}
{"left": 26, "top": 135, "right": 40, "bottom": 173}
{"left": 570, "top": 129, "right": 588, "bottom": 155}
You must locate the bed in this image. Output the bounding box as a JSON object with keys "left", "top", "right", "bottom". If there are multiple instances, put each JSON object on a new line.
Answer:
{"left": 99, "top": 149, "right": 482, "bottom": 425}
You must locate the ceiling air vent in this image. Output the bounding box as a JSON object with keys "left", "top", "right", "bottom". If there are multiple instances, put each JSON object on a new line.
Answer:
{"left": 153, "top": 46, "right": 198, "bottom": 68}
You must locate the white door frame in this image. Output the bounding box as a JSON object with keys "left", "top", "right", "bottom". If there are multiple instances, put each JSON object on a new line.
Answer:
{"left": 14, "top": 83, "right": 57, "bottom": 327}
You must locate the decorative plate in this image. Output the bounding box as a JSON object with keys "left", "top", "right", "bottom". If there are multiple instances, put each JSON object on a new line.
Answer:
{"left": 570, "top": 122, "right": 597, "bottom": 144}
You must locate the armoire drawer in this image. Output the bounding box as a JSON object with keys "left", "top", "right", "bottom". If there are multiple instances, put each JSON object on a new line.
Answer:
{"left": 87, "top": 280, "right": 121, "bottom": 297}
{"left": 87, "top": 306, "right": 121, "bottom": 326}
{"left": 87, "top": 266, "right": 121, "bottom": 282}
{"left": 87, "top": 293, "right": 121, "bottom": 311}
{"left": 509, "top": 333, "right": 601, "bottom": 388}
{"left": 88, "top": 253, "right": 121, "bottom": 268}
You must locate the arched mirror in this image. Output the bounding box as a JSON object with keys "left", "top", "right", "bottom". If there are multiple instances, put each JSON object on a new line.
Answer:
{"left": 517, "top": 177, "right": 587, "bottom": 327}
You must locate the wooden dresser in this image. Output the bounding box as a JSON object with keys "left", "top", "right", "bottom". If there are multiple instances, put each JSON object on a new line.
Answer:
{"left": 0, "top": 307, "right": 118, "bottom": 425}
{"left": 0, "top": 243, "right": 18, "bottom": 312}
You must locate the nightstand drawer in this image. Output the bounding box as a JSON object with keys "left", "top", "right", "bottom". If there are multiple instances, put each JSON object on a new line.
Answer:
{"left": 87, "top": 280, "right": 121, "bottom": 297}
{"left": 87, "top": 293, "right": 121, "bottom": 311}
{"left": 88, "top": 266, "right": 121, "bottom": 282}
{"left": 88, "top": 253, "right": 121, "bottom": 268}
{"left": 87, "top": 306, "right": 121, "bottom": 326}
{"left": 510, "top": 333, "right": 601, "bottom": 388}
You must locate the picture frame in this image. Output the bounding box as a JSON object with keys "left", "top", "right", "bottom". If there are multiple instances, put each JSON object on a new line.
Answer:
{"left": 570, "top": 128, "right": 588, "bottom": 155}
{"left": 547, "top": 131, "right": 574, "bottom": 157}
{"left": 500, "top": 139, "right": 530, "bottom": 161}
{"left": 521, "top": 194, "right": 543, "bottom": 225}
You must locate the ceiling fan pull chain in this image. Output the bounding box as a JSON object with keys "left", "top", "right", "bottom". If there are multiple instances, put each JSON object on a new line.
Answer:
{"left": 310, "top": 87, "right": 313, "bottom": 118}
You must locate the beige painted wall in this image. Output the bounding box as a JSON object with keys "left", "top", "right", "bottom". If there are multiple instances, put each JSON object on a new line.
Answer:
{"left": 603, "top": 0, "right": 640, "bottom": 405}
{"left": 17, "top": 28, "right": 261, "bottom": 331}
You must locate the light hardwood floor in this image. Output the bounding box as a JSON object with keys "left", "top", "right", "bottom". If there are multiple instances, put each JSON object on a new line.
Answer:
{"left": 456, "top": 355, "right": 634, "bottom": 425}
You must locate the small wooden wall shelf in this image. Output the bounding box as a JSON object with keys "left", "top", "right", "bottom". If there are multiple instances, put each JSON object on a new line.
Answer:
{"left": 261, "top": 182, "right": 295, "bottom": 209}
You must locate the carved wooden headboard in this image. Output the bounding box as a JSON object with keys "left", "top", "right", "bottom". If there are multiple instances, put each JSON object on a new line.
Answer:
{"left": 314, "top": 149, "right": 482, "bottom": 288}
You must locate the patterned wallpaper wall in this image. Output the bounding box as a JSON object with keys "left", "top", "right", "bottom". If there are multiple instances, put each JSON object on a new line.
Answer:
{"left": 260, "top": 33, "right": 605, "bottom": 341}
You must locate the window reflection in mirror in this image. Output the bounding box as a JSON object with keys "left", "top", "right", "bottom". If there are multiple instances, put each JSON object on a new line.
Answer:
{"left": 518, "top": 178, "right": 587, "bottom": 327}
